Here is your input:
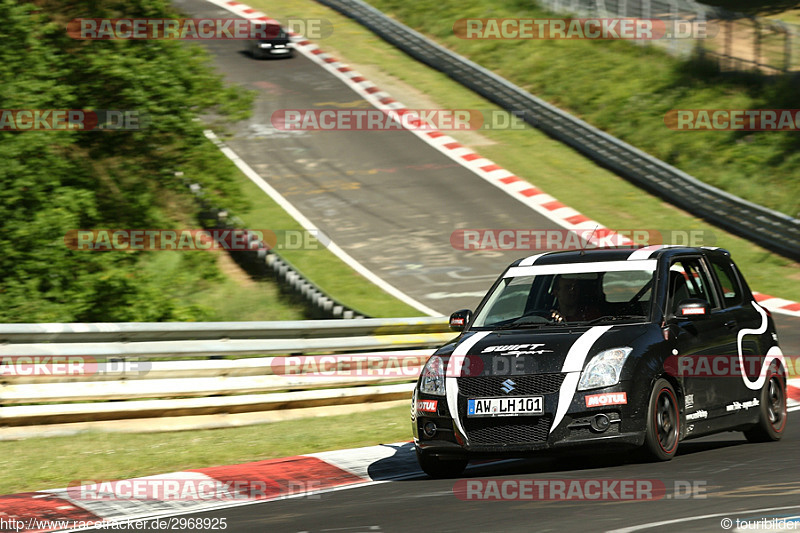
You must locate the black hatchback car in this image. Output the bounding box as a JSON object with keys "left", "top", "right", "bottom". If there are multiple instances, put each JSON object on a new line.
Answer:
{"left": 412, "top": 246, "right": 787, "bottom": 478}
{"left": 248, "top": 25, "right": 294, "bottom": 59}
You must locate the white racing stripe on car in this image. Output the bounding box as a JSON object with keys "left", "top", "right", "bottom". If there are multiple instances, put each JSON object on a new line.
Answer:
{"left": 738, "top": 302, "right": 786, "bottom": 391}
{"left": 550, "top": 326, "right": 613, "bottom": 434}
{"left": 446, "top": 331, "right": 492, "bottom": 445}
{"left": 626, "top": 245, "right": 664, "bottom": 260}
{"left": 518, "top": 252, "right": 548, "bottom": 267}
{"left": 505, "top": 260, "right": 657, "bottom": 278}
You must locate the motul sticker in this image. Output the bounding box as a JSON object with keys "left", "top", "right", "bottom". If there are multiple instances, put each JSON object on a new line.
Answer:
{"left": 585, "top": 392, "right": 628, "bottom": 407}
{"left": 417, "top": 400, "right": 438, "bottom": 412}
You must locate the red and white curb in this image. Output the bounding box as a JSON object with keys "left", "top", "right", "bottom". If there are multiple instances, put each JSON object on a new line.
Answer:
{"left": 753, "top": 293, "right": 800, "bottom": 318}
{"left": 0, "top": 442, "right": 421, "bottom": 532}
{"left": 790, "top": 379, "right": 800, "bottom": 407}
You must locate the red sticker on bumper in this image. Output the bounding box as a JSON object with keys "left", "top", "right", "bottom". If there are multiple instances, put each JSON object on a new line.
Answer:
{"left": 417, "top": 400, "right": 438, "bottom": 412}
{"left": 585, "top": 392, "right": 628, "bottom": 407}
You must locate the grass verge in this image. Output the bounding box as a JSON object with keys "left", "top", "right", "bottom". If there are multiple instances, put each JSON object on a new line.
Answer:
{"left": 138, "top": 249, "right": 307, "bottom": 321}
{"left": 0, "top": 404, "right": 410, "bottom": 495}
{"left": 241, "top": 0, "right": 799, "bottom": 301}
{"left": 358, "top": 0, "right": 800, "bottom": 217}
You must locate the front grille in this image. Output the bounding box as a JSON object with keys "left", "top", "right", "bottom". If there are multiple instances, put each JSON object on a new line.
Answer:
{"left": 458, "top": 374, "right": 565, "bottom": 397}
{"left": 464, "top": 415, "right": 553, "bottom": 444}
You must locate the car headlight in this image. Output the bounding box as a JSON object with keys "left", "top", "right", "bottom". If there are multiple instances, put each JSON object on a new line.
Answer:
{"left": 419, "top": 355, "right": 446, "bottom": 396}
{"left": 578, "top": 347, "right": 633, "bottom": 391}
{"left": 260, "top": 43, "right": 272, "bottom": 48}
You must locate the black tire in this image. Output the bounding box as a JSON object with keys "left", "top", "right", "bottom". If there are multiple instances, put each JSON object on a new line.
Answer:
{"left": 744, "top": 362, "right": 787, "bottom": 443}
{"left": 415, "top": 448, "right": 468, "bottom": 479}
{"left": 643, "top": 379, "right": 680, "bottom": 461}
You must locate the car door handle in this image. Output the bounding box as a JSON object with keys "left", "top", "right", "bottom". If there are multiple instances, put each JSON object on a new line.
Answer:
{"left": 724, "top": 320, "right": 738, "bottom": 329}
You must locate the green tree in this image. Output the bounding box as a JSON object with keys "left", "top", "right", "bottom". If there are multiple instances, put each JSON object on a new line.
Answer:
{"left": 0, "top": 0, "right": 255, "bottom": 322}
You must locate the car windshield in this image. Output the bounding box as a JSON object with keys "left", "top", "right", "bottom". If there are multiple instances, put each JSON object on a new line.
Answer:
{"left": 471, "top": 261, "right": 656, "bottom": 328}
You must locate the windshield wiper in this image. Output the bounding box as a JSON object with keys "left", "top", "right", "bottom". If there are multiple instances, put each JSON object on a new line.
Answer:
{"left": 584, "top": 315, "right": 645, "bottom": 325}
{"left": 491, "top": 318, "right": 565, "bottom": 330}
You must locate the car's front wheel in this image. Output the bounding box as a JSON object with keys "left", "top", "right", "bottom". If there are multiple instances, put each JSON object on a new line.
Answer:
{"left": 415, "top": 448, "right": 468, "bottom": 478}
{"left": 642, "top": 379, "right": 680, "bottom": 461}
{"left": 744, "top": 361, "right": 787, "bottom": 443}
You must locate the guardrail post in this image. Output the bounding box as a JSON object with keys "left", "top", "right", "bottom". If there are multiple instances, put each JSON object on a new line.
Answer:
{"left": 725, "top": 19, "right": 732, "bottom": 70}
{"left": 754, "top": 18, "right": 761, "bottom": 70}
{"left": 783, "top": 23, "right": 791, "bottom": 72}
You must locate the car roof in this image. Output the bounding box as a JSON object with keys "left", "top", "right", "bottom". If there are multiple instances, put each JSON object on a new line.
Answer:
{"left": 508, "top": 246, "right": 731, "bottom": 267}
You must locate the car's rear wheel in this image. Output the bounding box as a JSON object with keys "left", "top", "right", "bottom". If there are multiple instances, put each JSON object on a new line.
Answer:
{"left": 415, "top": 448, "right": 468, "bottom": 478}
{"left": 744, "top": 361, "right": 787, "bottom": 443}
{"left": 643, "top": 379, "right": 680, "bottom": 461}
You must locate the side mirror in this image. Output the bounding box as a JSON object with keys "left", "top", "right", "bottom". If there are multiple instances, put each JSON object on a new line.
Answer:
{"left": 449, "top": 309, "right": 473, "bottom": 331}
{"left": 676, "top": 299, "right": 711, "bottom": 319}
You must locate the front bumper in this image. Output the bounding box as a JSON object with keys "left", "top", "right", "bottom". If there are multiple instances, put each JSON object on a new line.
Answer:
{"left": 413, "top": 378, "right": 647, "bottom": 456}
{"left": 253, "top": 44, "right": 294, "bottom": 57}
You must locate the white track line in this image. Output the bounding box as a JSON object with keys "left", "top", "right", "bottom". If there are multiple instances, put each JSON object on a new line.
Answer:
{"left": 204, "top": 130, "right": 441, "bottom": 316}
{"left": 606, "top": 505, "right": 800, "bottom": 533}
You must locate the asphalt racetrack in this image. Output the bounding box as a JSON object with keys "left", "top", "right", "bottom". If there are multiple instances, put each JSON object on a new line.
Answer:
{"left": 172, "top": 0, "right": 800, "bottom": 355}
{"left": 81, "top": 416, "right": 800, "bottom": 532}
{"left": 106, "top": 1, "right": 800, "bottom": 530}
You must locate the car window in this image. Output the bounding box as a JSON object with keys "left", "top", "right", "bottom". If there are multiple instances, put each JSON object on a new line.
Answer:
{"left": 481, "top": 275, "right": 534, "bottom": 325}
{"left": 471, "top": 264, "right": 655, "bottom": 328}
{"left": 709, "top": 257, "right": 743, "bottom": 307}
{"left": 603, "top": 270, "right": 653, "bottom": 304}
{"left": 667, "top": 258, "right": 717, "bottom": 313}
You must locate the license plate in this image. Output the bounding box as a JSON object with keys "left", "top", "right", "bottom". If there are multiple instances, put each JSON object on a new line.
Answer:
{"left": 273, "top": 48, "right": 290, "bottom": 53}
{"left": 467, "top": 396, "right": 543, "bottom": 417}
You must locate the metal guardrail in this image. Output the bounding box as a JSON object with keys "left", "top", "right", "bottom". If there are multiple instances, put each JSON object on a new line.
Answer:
{"left": 1, "top": 354, "right": 430, "bottom": 403}
{"left": 315, "top": 0, "right": 800, "bottom": 261}
{"left": 184, "top": 173, "right": 369, "bottom": 319}
{"left": 0, "top": 335, "right": 450, "bottom": 358}
{"left": 0, "top": 383, "right": 419, "bottom": 427}
{"left": 0, "top": 317, "right": 451, "bottom": 343}
{"left": 0, "top": 318, "right": 448, "bottom": 431}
